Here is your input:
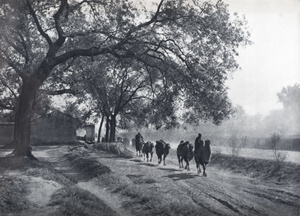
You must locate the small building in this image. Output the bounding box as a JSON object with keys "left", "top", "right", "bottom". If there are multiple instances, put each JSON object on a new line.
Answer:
{"left": 30, "top": 111, "right": 77, "bottom": 145}
{"left": 85, "top": 124, "right": 95, "bottom": 144}
{"left": 0, "top": 122, "right": 14, "bottom": 146}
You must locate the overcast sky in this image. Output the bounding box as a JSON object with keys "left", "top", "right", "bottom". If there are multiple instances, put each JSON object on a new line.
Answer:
{"left": 224, "top": 0, "right": 300, "bottom": 115}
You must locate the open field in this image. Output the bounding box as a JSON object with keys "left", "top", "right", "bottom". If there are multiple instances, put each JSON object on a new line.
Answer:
{"left": 148, "top": 141, "right": 300, "bottom": 164}
{"left": 0, "top": 142, "right": 300, "bottom": 215}
{"left": 212, "top": 146, "right": 300, "bottom": 164}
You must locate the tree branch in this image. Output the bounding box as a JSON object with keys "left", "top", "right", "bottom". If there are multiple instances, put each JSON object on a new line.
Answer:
{"left": 53, "top": 0, "right": 68, "bottom": 38}
{"left": 39, "top": 88, "right": 76, "bottom": 95}
{"left": 53, "top": 46, "right": 126, "bottom": 66}
{"left": 0, "top": 50, "right": 26, "bottom": 79}
{"left": 0, "top": 77, "right": 19, "bottom": 99}
{"left": 117, "top": 80, "right": 147, "bottom": 113}
{"left": 2, "top": 35, "right": 27, "bottom": 60}
{"left": 125, "top": 0, "right": 164, "bottom": 39}
{"left": 26, "top": 0, "right": 52, "bottom": 46}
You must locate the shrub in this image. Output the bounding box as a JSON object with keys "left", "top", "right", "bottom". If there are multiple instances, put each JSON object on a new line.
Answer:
{"left": 229, "top": 136, "right": 247, "bottom": 157}
{"left": 269, "top": 133, "right": 286, "bottom": 165}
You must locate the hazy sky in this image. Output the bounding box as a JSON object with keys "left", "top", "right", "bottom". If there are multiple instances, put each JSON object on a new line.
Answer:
{"left": 224, "top": 0, "right": 300, "bottom": 115}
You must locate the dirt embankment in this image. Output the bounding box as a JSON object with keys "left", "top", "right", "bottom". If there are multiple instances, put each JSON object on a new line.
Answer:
{"left": 0, "top": 143, "right": 300, "bottom": 216}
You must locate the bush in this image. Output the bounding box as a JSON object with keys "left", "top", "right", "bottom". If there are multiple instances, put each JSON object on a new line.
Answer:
{"left": 94, "top": 142, "right": 134, "bottom": 158}
{"left": 269, "top": 133, "right": 286, "bottom": 165}
{"left": 229, "top": 136, "right": 247, "bottom": 157}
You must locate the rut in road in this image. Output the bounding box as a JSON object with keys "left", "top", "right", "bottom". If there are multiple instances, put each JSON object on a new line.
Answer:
{"left": 77, "top": 181, "right": 133, "bottom": 216}
{"left": 37, "top": 147, "right": 134, "bottom": 216}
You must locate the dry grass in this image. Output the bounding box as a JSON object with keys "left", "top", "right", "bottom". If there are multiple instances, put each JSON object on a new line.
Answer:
{"left": 65, "top": 153, "right": 111, "bottom": 180}
{"left": 0, "top": 175, "right": 29, "bottom": 213}
{"left": 49, "top": 186, "right": 118, "bottom": 216}
{"left": 0, "top": 145, "right": 113, "bottom": 215}
{"left": 94, "top": 142, "right": 135, "bottom": 158}
{"left": 211, "top": 153, "right": 300, "bottom": 184}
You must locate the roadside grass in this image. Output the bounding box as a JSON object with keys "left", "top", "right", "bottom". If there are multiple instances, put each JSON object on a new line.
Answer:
{"left": 64, "top": 153, "right": 111, "bottom": 180}
{"left": 94, "top": 142, "right": 135, "bottom": 158}
{"left": 0, "top": 175, "right": 29, "bottom": 213}
{"left": 0, "top": 156, "right": 75, "bottom": 214}
{"left": 49, "top": 186, "right": 118, "bottom": 216}
{"left": 0, "top": 145, "right": 113, "bottom": 215}
{"left": 211, "top": 153, "right": 300, "bottom": 184}
{"left": 0, "top": 157, "right": 44, "bottom": 213}
{"left": 24, "top": 166, "right": 75, "bottom": 185}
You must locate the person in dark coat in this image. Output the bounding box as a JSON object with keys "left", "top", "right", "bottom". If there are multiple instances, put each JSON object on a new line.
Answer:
{"left": 135, "top": 132, "right": 144, "bottom": 157}
{"left": 195, "top": 133, "right": 204, "bottom": 150}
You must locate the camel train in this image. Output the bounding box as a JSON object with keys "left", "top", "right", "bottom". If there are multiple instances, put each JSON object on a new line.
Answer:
{"left": 132, "top": 132, "right": 211, "bottom": 176}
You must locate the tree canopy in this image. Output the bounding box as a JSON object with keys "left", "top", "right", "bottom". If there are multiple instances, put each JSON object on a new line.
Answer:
{"left": 277, "top": 83, "right": 300, "bottom": 113}
{"left": 0, "top": 0, "right": 251, "bottom": 157}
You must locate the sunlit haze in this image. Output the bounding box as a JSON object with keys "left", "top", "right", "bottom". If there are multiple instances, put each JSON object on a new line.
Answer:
{"left": 225, "top": 0, "right": 300, "bottom": 115}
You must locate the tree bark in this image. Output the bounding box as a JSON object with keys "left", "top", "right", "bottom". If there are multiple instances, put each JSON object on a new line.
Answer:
{"left": 105, "top": 115, "right": 110, "bottom": 142}
{"left": 13, "top": 78, "right": 40, "bottom": 159}
{"left": 109, "top": 114, "right": 116, "bottom": 143}
{"left": 97, "top": 115, "right": 104, "bottom": 142}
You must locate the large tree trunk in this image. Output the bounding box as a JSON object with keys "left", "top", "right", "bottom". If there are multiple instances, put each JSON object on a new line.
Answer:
{"left": 13, "top": 98, "right": 20, "bottom": 146}
{"left": 97, "top": 115, "right": 104, "bottom": 142}
{"left": 109, "top": 115, "right": 116, "bottom": 143}
{"left": 13, "top": 78, "right": 40, "bottom": 159}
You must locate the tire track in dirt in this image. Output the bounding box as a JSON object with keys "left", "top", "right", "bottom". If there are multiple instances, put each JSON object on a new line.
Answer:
{"left": 77, "top": 181, "right": 133, "bottom": 216}
{"left": 157, "top": 155, "right": 262, "bottom": 216}
{"left": 268, "top": 189, "right": 300, "bottom": 199}
{"left": 244, "top": 189, "right": 300, "bottom": 207}
{"left": 135, "top": 157, "right": 253, "bottom": 215}
{"left": 36, "top": 146, "right": 131, "bottom": 216}
{"left": 172, "top": 175, "right": 260, "bottom": 216}
{"left": 140, "top": 151, "right": 300, "bottom": 216}
{"left": 186, "top": 177, "right": 267, "bottom": 216}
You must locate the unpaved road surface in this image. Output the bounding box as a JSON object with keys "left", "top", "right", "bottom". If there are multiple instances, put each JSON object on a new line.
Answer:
{"left": 35, "top": 145, "right": 300, "bottom": 216}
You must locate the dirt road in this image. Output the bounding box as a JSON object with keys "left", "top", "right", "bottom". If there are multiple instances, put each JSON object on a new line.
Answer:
{"left": 23, "top": 144, "right": 298, "bottom": 216}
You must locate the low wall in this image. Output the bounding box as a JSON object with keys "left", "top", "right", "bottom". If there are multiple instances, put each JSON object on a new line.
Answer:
{"left": 0, "top": 118, "right": 77, "bottom": 146}
{"left": 31, "top": 115, "right": 77, "bottom": 145}
{"left": 0, "top": 123, "right": 14, "bottom": 145}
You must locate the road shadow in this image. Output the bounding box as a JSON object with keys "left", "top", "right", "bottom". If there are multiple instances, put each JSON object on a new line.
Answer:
{"left": 158, "top": 168, "right": 180, "bottom": 172}
{"left": 163, "top": 172, "right": 199, "bottom": 181}
{"left": 130, "top": 159, "right": 143, "bottom": 163}
{"left": 139, "top": 162, "right": 157, "bottom": 167}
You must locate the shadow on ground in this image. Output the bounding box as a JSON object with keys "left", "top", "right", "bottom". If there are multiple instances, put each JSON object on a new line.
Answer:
{"left": 138, "top": 162, "right": 157, "bottom": 167}
{"left": 163, "top": 173, "right": 199, "bottom": 181}
{"left": 158, "top": 167, "right": 180, "bottom": 172}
